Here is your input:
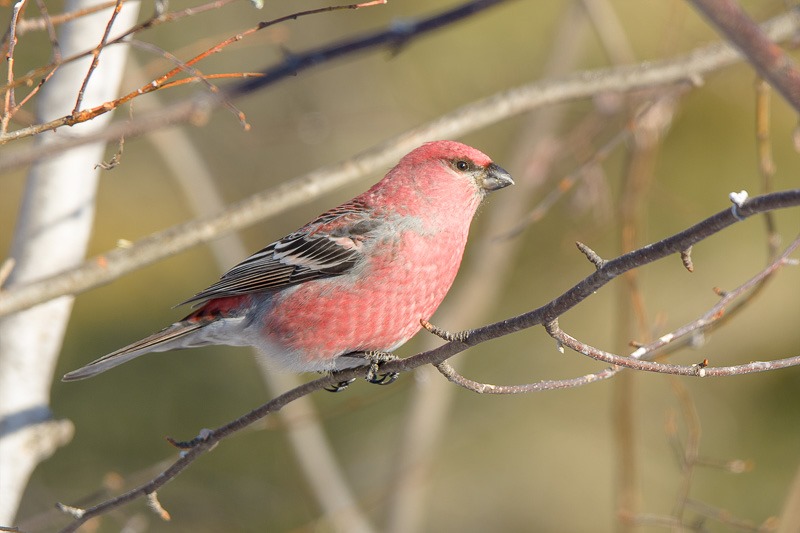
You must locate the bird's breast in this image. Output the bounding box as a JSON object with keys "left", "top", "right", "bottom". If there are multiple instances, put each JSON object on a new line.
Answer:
{"left": 256, "top": 227, "right": 469, "bottom": 371}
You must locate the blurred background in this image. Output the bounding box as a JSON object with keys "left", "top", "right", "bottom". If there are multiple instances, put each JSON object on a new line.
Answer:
{"left": 2, "top": 0, "right": 800, "bottom": 531}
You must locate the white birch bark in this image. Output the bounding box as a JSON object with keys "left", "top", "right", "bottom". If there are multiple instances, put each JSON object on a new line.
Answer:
{"left": 0, "top": 0, "right": 140, "bottom": 523}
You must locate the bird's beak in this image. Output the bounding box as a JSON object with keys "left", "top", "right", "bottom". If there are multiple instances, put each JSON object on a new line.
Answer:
{"left": 480, "top": 163, "right": 514, "bottom": 192}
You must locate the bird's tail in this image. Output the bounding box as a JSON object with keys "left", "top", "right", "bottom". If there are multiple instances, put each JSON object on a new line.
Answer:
{"left": 62, "top": 320, "right": 206, "bottom": 381}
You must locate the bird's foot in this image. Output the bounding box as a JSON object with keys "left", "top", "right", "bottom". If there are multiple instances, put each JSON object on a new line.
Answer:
{"left": 166, "top": 428, "right": 214, "bottom": 450}
{"left": 420, "top": 319, "right": 470, "bottom": 342}
{"left": 324, "top": 378, "right": 356, "bottom": 393}
{"left": 364, "top": 351, "right": 399, "bottom": 385}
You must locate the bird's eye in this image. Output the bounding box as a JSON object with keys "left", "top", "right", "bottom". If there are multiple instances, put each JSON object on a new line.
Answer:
{"left": 454, "top": 159, "right": 471, "bottom": 172}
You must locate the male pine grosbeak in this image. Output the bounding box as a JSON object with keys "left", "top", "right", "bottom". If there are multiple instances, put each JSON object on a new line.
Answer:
{"left": 63, "top": 141, "right": 513, "bottom": 383}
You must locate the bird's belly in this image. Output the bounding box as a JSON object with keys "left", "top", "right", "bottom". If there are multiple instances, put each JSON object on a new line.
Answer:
{"left": 257, "top": 231, "right": 464, "bottom": 371}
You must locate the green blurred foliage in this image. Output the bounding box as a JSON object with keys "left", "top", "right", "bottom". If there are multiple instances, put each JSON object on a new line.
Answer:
{"left": 2, "top": 0, "right": 799, "bottom": 531}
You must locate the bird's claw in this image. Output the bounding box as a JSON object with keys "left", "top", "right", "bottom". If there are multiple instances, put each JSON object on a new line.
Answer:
{"left": 366, "top": 370, "right": 399, "bottom": 385}
{"left": 165, "top": 428, "right": 214, "bottom": 450}
{"left": 364, "top": 350, "right": 399, "bottom": 386}
{"left": 325, "top": 378, "right": 356, "bottom": 393}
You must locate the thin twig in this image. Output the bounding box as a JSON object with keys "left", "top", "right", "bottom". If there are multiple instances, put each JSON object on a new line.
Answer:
{"left": 9, "top": 0, "right": 62, "bottom": 120}
{"left": 15, "top": 0, "right": 119, "bottom": 35}
{"left": 435, "top": 360, "right": 620, "bottom": 393}
{"left": 1, "top": 0, "right": 27, "bottom": 134}
{"left": 628, "top": 233, "right": 800, "bottom": 359}
{"left": 127, "top": 39, "right": 249, "bottom": 129}
{"left": 689, "top": 0, "right": 800, "bottom": 112}
{"left": 546, "top": 318, "right": 800, "bottom": 378}
{"left": 72, "top": 0, "right": 124, "bottom": 113}
{"left": 668, "top": 378, "right": 702, "bottom": 522}
{"left": 0, "top": 0, "right": 501, "bottom": 146}
{"left": 32, "top": 0, "right": 62, "bottom": 60}
{"left": 5, "top": 0, "right": 238, "bottom": 91}
{"left": 755, "top": 78, "right": 780, "bottom": 260}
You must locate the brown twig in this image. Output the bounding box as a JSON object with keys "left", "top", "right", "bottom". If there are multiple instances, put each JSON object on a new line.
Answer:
{"left": 667, "top": 378, "right": 703, "bottom": 523}
{"left": 1, "top": 0, "right": 26, "bottom": 134}
{"left": 546, "top": 319, "right": 800, "bottom": 377}
{"left": 72, "top": 0, "right": 124, "bottom": 113}
{"left": 435, "top": 360, "right": 620, "bottom": 393}
{"left": 15, "top": 0, "right": 119, "bottom": 36}
{"left": 32, "top": 0, "right": 61, "bottom": 60}
{"left": 4, "top": 0, "right": 239, "bottom": 92}
{"left": 8, "top": 0, "right": 61, "bottom": 123}
{"left": 2, "top": 0, "right": 388, "bottom": 137}
{"left": 122, "top": 2, "right": 389, "bottom": 128}
{"left": 127, "top": 38, "right": 249, "bottom": 129}
{"left": 755, "top": 78, "right": 780, "bottom": 260}
{"left": 0, "top": 0, "right": 498, "bottom": 146}
{"left": 627, "top": 233, "right": 800, "bottom": 360}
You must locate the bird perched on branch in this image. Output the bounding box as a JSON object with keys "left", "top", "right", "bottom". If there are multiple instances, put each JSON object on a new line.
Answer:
{"left": 63, "top": 141, "right": 513, "bottom": 386}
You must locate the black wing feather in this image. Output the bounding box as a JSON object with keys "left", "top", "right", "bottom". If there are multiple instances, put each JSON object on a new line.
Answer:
{"left": 179, "top": 200, "right": 381, "bottom": 306}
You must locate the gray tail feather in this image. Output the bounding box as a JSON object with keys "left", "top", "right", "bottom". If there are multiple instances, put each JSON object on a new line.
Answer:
{"left": 62, "top": 321, "right": 204, "bottom": 381}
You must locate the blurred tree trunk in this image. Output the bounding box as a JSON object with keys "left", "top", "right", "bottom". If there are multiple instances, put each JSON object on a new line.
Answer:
{"left": 0, "top": 0, "right": 140, "bottom": 523}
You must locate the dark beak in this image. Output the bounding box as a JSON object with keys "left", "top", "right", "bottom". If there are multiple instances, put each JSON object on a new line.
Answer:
{"left": 480, "top": 163, "right": 514, "bottom": 192}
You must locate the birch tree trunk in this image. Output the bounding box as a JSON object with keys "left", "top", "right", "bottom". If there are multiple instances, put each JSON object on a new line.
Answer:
{"left": 0, "top": 0, "right": 141, "bottom": 523}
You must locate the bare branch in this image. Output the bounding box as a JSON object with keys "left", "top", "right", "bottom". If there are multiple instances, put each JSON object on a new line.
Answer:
{"left": 688, "top": 0, "right": 800, "bottom": 112}
{"left": 629, "top": 233, "right": 800, "bottom": 359}
{"left": 547, "top": 319, "right": 800, "bottom": 378}
{"left": 0, "top": 0, "right": 503, "bottom": 146}
{"left": 15, "top": 0, "right": 118, "bottom": 36}
{"left": 380, "top": 189, "right": 800, "bottom": 374}
{"left": 2, "top": 4, "right": 799, "bottom": 156}
{"left": 1, "top": 0, "right": 26, "bottom": 134}
{"left": 51, "top": 188, "right": 800, "bottom": 529}
{"left": 72, "top": 0, "right": 124, "bottom": 113}
{"left": 435, "top": 360, "right": 620, "bottom": 393}
{"left": 56, "top": 374, "right": 338, "bottom": 533}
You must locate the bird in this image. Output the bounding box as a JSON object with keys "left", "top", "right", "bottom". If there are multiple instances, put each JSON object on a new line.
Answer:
{"left": 62, "top": 141, "right": 513, "bottom": 385}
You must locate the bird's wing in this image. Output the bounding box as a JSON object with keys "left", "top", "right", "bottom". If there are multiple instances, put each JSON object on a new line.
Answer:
{"left": 180, "top": 199, "right": 382, "bottom": 306}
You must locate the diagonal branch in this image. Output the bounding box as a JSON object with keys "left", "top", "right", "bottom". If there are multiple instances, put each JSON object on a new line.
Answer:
{"left": 54, "top": 188, "right": 800, "bottom": 530}
{"left": 688, "top": 0, "right": 800, "bottom": 112}
{"left": 71, "top": 0, "right": 124, "bottom": 113}
{"left": 628, "top": 233, "right": 800, "bottom": 359}
{"left": 381, "top": 189, "right": 800, "bottom": 372}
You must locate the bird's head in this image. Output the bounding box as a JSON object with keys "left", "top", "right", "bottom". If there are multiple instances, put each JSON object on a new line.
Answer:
{"left": 400, "top": 140, "right": 514, "bottom": 198}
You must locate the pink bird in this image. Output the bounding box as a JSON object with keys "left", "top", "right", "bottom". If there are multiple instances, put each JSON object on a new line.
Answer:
{"left": 63, "top": 141, "right": 513, "bottom": 387}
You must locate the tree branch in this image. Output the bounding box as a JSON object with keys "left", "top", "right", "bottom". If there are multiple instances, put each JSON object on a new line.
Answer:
{"left": 54, "top": 188, "right": 800, "bottom": 529}
{"left": 688, "top": 0, "right": 800, "bottom": 112}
